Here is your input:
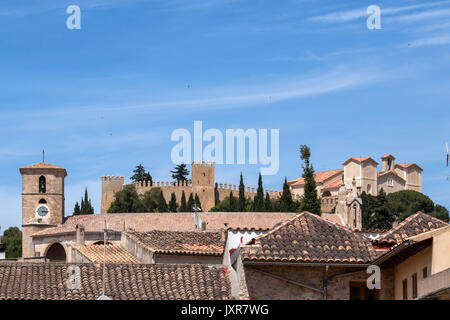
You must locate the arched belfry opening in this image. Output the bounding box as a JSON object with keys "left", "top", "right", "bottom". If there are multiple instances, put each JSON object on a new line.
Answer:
{"left": 45, "top": 243, "right": 66, "bottom": 262}
{"left": 39, "top": 176, "right": 46, "bottom": 193}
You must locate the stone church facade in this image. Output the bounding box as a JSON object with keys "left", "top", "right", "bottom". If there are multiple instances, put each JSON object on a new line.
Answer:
{"left": 288, "top": 153, "right": 423, "bottom": 213}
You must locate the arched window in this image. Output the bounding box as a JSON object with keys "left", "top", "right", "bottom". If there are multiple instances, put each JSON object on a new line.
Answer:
{"left": 39, "top": 199, "right": 47, "bottom": 204}
{"left": 39, "top": 176, "right": 46, "bottom": 193}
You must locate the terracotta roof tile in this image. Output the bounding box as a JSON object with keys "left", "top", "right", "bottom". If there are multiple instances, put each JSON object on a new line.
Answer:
{"left": 378, "top": 170, "right": 406, "bottom": 181}
{"left": 32, "top": 212, "right": 295, "bottom": 237}
{"left": 242, "top": 212, "right": 378, "bottom": 264}
{"left": 381, "top": 154, "right": 395, "bottom": 159}
{"left": 374, "top": 212, "right": 449, "bottom": 244}
{"left": 342, "top": 157, "right": 379, "bottom": 165}
{"left": 322, "top": 178, "right": 343, "bottom": 190}
{"left": 0, "top": 263, "right": 231, "bottom": 300}
{"left": 125, "top": 230, "right": 225, "bottom": 256}
{"left": 288, "top": 169, "right": 343, "bottom": 186}
{"left": 19, "top": 162, "right": 67, "bottom": 176}
{"left": 395, "top": 163, "right": 423, "bottom": 171}
{"left": 76, "top": 244, "right": 140, "bottom": 264}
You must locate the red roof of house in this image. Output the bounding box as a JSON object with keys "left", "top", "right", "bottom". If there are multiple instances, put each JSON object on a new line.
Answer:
{"left": 19, "top": 162, "right": 67, "bottom": 176}
{"left": 242, "top": 212, "right": 379, "bottom": 264}
{"left": 342, "top": 157, "right": 379, "bottom": 166}
{"left": 288, "top": 169, "right": 343, "bottom": 187}
{"left": 381, "top": 154, "right": 395, "bottom": 159}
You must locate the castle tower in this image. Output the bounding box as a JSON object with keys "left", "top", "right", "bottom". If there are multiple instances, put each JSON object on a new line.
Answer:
{"left": 101, "top": 176, "right": 124, "bottom": 213}
{"left": 191, "top": 161, "right": 215, "bottom": 211}
{"left": 19, "top": 162, "right": 67, "bottom": 258}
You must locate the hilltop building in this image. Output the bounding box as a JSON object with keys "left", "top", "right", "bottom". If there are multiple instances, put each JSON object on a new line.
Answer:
{"left": 288, "top": 154, "right": 423, "bottom": 213}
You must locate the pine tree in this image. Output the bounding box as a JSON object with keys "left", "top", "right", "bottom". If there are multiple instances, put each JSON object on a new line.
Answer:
{"left": 158, "top": 191, "right": 168, "bottom": 212}
{"left": 130, "top": 164, "right": 152, "bottom": 184}
{"left": 252, "top": 173, "right": 265, "bottom": 212}
{"left": 168, "top": 192, "right": 178, "bottom": 212}
{"left": 180, "top": 191, "right": 188, "bottom": 212}
{"left": 264, "top": 192, "right": 272, "bottom": 212}
{"left": 229, "top": 192, "right": 237, "bottom": 212}
{"left": 280, "top": 177, "right": 294, "bottom": 212}
{"left": 238, "top": 173, "right": 246, "bottom": 212}
{"left": 194, "top": 194, "right": 202, "bottom": 212}
{"left": 298, "top": 145, "right": 321, "bottom": 215}
{"left": 73, "top": 202, "right": 81, "bottom": 215}
{"left": 171, "top": 164, "right": 190, "bottom": 182}
{"left": 187, "top": 193, "right": 195, "bottom": 212}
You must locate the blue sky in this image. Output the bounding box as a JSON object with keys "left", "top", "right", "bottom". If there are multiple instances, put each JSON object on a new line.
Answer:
{"left": 1, "top": 0, "right": 449, "bottom": 230}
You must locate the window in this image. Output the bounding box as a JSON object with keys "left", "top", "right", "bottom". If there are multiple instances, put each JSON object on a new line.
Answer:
{"left": 39, "top": 199, "right": 47, "bottom": 204}
{"left": 412, "top": 273, "right": 418, "bottom": 299}
{"left": 388, "top": 178, "right": 394, "bottom": 187}
{"left": 39, "top": 176, "right": 46, "bottom": 193}
{"left": 422, "top": 267, "right": 428, "bottom": 279}
{"left": 350, "top": 282, "right": 377, "bottom": 300}
{"left": 367, "top": 184, "right": 371, "bottom": 193}
{"left": 402, "top": 279, "right": 408, "bottom": 300}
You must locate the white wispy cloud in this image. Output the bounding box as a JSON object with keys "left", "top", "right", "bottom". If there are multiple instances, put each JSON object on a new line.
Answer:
{"left": 406, "top": 34, "right": 450, "bottom": 47}
{"left": 60, "top": 66, "right": 383, "bottom": 114}
{"left": 308, "top": 1, "right": 450, "bottom": 23}
{"left": 393, "top": 8, "right": 450, "bottom": 22}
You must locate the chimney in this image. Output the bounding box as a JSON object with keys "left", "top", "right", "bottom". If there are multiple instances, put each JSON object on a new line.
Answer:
{"left": 201, "top": 221, "right": 207, "bottom": 232}
{"left": 220, "top": 228, "right": 227, "bottom": 242}
{"left": 76, "top": 224, "right": 85, "bottom": 246}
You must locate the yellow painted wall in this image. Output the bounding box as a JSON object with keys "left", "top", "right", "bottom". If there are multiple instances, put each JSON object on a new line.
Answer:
{"left": 431, "top": 230, "right": 450, "bottom": 274}
{"left": 394, "top": 246, "right": 432, "bottom": 300}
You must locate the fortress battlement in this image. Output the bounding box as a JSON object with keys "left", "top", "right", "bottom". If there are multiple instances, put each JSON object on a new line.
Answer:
{"left": 101, "top": 162, "right": 274, "bottom": 213}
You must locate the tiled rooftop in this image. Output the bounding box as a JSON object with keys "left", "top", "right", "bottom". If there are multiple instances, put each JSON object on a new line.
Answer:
{"left": 288, "top": 169, "right": 343, "bottom": 187}
{"left": 125, "top": 230, "right": 225, "bottom": 256}
{"left": 76, "top": 244, "right": 140, "bottom": 264}
{"left": 374, "top": 212, "right": 449, "bottom": 244}
{"left": 242, "top": 212, "right": 378, "bottom": 264}
{"left": 0, "top": 263, "right": 231, "bottom": 300}
{"left": 32, "top": 212, "right": 296, "bottom": 237}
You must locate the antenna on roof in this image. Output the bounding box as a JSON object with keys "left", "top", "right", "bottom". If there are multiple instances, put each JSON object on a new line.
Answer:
{"left": 446, "top": 142, "right": 449, "bottom": 167}
{"left": 42, "top": 149, "right": 45, "bottom": 163}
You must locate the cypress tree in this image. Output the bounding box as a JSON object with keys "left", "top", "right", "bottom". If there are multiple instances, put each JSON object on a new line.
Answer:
{"left": 252, "top": 173, "right": 265, "bottom": 212}
{"left": 229, "top": 192, "right": 237, "bottom": 212}
{"left": 187, "top": 193, "right": 195, "bottom": 212}
{"left": 298, "top": 145, "right": 321, "bottom": 215}
{"left": 180, "top": 191, "right": 187, "bottom": 212}
{"left": 238, "top": 173, "right": 246, "bottom": 212}
{"left": 168, "top": 192, "right": 178, "bottom": 212}
{"left": 80, "top": 188, "right": 94, "bottom": 215}
{"left": 194, "top": 194, "right": 202, "bottom": 212}
{"left": 264, "top": 192, "right": 272, "bottom": 212}
{"left": 280, "top": 177, "right": 294, "bottom": 212}
{"left": 73, "top": 202, "right": 81, "bottom": 215}
{"left": 158, "top": 191, "right": 168, "bottom": 212}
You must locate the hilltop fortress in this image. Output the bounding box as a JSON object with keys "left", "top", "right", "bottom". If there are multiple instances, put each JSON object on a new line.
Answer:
{"left": 101, "top": 153, "right": 423, "bottom": 215}
{"left": 101, "top": 161, "right": 280, "bottom": 213}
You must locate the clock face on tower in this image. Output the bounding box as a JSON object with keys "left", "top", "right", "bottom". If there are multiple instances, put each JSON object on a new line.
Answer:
{"left": 36, "top": 205, "right": 49, "bottom": 218}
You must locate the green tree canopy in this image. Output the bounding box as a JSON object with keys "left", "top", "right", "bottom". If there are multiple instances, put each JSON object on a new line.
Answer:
{"left": 252, "top": 173, "right": 265, "bottom": 212}
{"left": 229, "top": 192, "right": 238, "bottom": 212}
{"left": 298, "top": 145, "right": 321, "bottom": 215}
{"left": 387, "top": 190, "right": 449, "bottom": 222}
{"left": 168, "top": 192, "right": 178, "bottom": 212}
{"left": 280, "top": 177, "right": 295, "bottom": 212}
{"left": 238, "top": 173, "right": 246, "bottom": 212}
{"left": 108, "top": 185, "right": 144, "bottom": 213}
{"left": 171, "top": 164, "right": 190, "bottom": 182}
{"left": 158, "top": 191, "right": 168, "bottom": 212}
{"left": 179, "top": 191, "right": 188, "bottom": 212}
{"left": 141, "top": 188, "right": 163, "bottom": 212}
{"left": 3, "top": 227, "right": 22, "bottom": 258}
{"left": 187, "top": 193, "right": 195, "bottom": 212}
{"left": 130, "top": 164, "right": 152, "bottom": 183}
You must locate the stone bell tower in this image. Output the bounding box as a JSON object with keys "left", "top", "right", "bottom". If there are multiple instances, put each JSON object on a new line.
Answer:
{"left": 19, "top": 162, "right": 67, "bottom": 258}
{"left": 335, "top": 185, "right": 362, "bottom": 231}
